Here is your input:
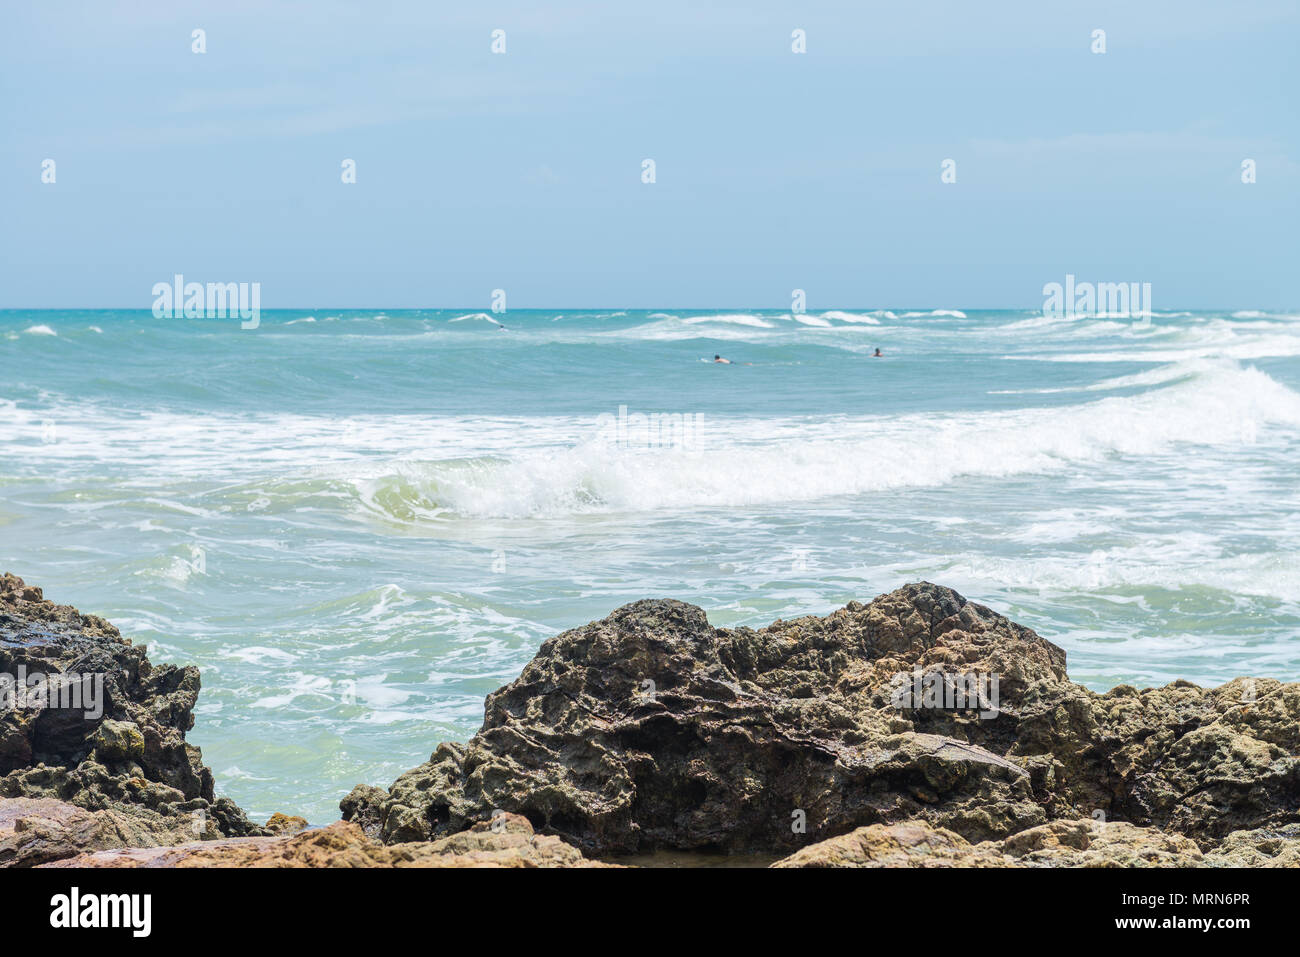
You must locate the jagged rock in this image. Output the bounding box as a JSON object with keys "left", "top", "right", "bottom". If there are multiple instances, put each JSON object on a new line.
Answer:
{"left": 346, "top": 583, "right": 1300, "bottom": 862}
{"left": 1010, "top": 676, "right": 1300, "bottom": 844}
{"left": 345, "top": 587, "right": 1058, "bottom": 854}
{"left": 9, "top": 574, "right": 1298, "bottom": 867}
{"left": 0, "top": 573, "right": 262, "bottom": 866}
{"left": 43, "top": 813, "right": 608, "bottom": 868}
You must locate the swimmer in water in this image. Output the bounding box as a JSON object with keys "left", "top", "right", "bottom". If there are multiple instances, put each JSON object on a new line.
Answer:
{"left": 872, "top": 348, "right": 883, "bottom": 357}
{"left": 713, "top": 354, "right": 732, "bottom": 364}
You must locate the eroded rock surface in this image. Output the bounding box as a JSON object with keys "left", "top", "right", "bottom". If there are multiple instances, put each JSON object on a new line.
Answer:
{"left": 44, "top": 813, "right": 607, "bottom": 868}
{"left": 772, "top": 817, "right": 1205, "bottom": 868}
{"left": 344, "top": 583, "right": 1300, "bottom": 863}
{"left": 0, "top": 796, "right": 219, "bottom": 868}
{"left": 8, "top": 573, "right": 1297, "bottom": 867}
{"left": 0, "top": 573, "right": 261, "bottom": 865}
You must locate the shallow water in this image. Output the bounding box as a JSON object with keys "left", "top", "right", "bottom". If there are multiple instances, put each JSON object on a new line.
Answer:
{"left": 2, "top": 307, "right": 1298, "bottom": 821}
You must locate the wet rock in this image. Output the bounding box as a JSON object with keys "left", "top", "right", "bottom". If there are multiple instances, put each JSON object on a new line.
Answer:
{"left": 0, "top": 573, "right": 262, "bottom": 866}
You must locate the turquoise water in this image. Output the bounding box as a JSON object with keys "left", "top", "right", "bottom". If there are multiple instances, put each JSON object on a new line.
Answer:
{"left": 3, "top": 307, "right": 1299, "bottom": 822}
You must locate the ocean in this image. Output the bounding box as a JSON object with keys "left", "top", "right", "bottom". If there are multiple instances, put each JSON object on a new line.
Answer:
{"left": 2, "top": 307, "right": 1298, "bottom": 822}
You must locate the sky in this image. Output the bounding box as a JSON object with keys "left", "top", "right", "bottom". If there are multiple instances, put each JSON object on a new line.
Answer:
{"left": 1, "top": 0, "right": 1296, "bottom": 309}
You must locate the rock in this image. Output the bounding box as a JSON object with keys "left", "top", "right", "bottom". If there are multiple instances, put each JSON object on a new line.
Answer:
{"left": 395, "top": 814, "right": 611, "bottom": 868}
{"left": 0, "top": 797, "right": 116, "bottom": 868}
{"left": 265, "top": 813, "right": 310, "bottom": 836}
{"left": 92, "top": 719, "right": 145, "bottom": 763}
{"left": 0, "top": 573, "right": 262, "bottom": 866}
{"left": 345, "top": 586, "right": 1058, "bottom": 854}
{"left": 997, "top": 818, "right": 1204, "bottom": 867}
{"left": 1203, "top": 824, "right": 1300, "bottom": 867}
{"left": 339, "top": 784, "right": 387, "bottom": 840}
{"left": 0, "top": 796, "right": 208, "bottom": 868}
{"left": 770, "top": 821, "right": 983, "bottom": 868}
{"left": 44, "top": 813, "right": 609, "bottom": 868}
{"left": 772, "top": 817, "right": 1205, "bottom": 868}
{"left": 10, "top": 574, "right": 1298, "bottom": 867}
{"left": 347, "top": 582, "right": 1300, "bottom": 863}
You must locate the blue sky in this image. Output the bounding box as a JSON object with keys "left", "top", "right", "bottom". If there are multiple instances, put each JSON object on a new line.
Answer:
{"left": 2, "top": 0, "right": 1296, "bottom": 309}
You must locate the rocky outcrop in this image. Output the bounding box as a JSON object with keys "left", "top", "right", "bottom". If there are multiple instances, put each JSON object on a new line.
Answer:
{"left": 342, "top": 591, "right": 1054, "bottom": 854}
{"left": 344, "top": 583, "right": 1300, "bottom": 865}
{"left": 0, "top": 573, "right": 262, "bottom": 866}
{"left": 7, "top": 572, "right": 1298, "bottom": 867}
{"left": 43, "top": 813, "right": 609, "bottom": 868}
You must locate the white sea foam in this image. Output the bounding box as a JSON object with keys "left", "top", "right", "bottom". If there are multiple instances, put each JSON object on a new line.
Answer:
{"left": 1009, "top": 333, "right": 1300, "bottom": 363}
{"left": 599, "top": 317, "right": 773, "bottom": 342}
{"left": 334, "top": 364, "right": 1300, "bottom": 520}
{"left": 681, "top": 314, "right": 775, "bottom": 328}
{"left": 22, "top": 324, "right": 57, "bottom": 336}
{"left": 989, "top": 359, "right": 1218, "bottom": 394}
{"left": 821, "top": 311, "right": 881, "bottom": 324}
{"left": 448, "top": 312, "right": 504, "bottom": 326}
{"left": 994, "top": 313, "right": 1135, "bottom": 334}
{"left": 947, "top": 546, "right": 1300, "bottom": 602}
{"left": 6, "top": 363, "right": 1297, "bottom": 518}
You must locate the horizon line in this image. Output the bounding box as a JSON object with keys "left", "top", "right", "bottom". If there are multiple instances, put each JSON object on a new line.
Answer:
{"left": 2, "top": 305, "right": 1293, "bottom": 313}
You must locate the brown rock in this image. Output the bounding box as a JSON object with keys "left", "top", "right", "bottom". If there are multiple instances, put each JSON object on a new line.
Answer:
{"left": 44, "top": 813, "right": 608, "bottom": 868}
{"left": 774, "top": 817, "right": 1204, "bottom": 868}
{"left": 0, "top": 796, "right": 211, "bottom": 867}
{"left": 264, "top": 813, "right": 310, "bottom": 836}
{"left": 771, "top": 822, "right": 982, "bottom": 868}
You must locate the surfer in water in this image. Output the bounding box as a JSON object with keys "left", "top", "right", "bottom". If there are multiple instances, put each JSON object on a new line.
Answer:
{"left": 872, "top": 348, "right": 883, "bottom": 357}
{"left": 713, "top": 354, "right": 732, "bottom": 364}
